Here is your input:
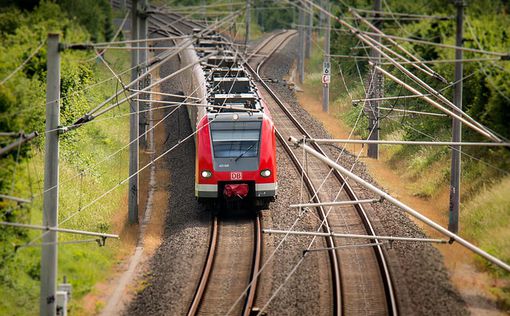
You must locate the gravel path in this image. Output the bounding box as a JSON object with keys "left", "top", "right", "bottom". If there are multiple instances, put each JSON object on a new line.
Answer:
{"left": 261, "top": 35, "right": 468, "bottom": 316}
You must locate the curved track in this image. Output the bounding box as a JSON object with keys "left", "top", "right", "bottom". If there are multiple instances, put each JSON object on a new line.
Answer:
{"left": 247, "top": 31, "right": 398, "bottom": 316}
{"left": 187, "top": 214, "right": 262, "bottom": 316}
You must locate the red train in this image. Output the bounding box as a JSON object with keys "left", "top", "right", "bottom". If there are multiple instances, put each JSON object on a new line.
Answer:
{"left": 190, "top": 33, "right": 277, "bottom": 208}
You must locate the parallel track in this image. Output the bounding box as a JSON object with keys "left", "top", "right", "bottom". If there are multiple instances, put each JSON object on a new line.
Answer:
{"left": 247, "top": 31, "right": 398, "bottom": 315}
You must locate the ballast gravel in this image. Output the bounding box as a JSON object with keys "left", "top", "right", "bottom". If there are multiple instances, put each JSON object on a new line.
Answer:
{"left": 261, "top": 36, "right": 468, "bottom": 316}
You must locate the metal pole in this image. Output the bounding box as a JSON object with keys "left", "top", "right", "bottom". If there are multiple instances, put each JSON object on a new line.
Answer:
{"left": 288, "top": 136, "right": 510, "bottom": 272}
{"left": 367, "top": 0, "right": 382, "bottom": 159}
{"left": 138, "top": 0, "right": 148, "bottom": 149}
{"left": 305, "top": 2, "right": 312, "bottom": 58}
{"left": 129, "top": 0, "right": 139, "bottom": 224}
{"left": 449, "top": 0, "right": 464, "bottom": 234}
{"left": 41, "top": 32, "right": 60, "bottom": 316}
{"left": 298, "top": 7, "right": 305, "bottom": 83}
{"left": 245, "top": 0, "right": 251, "bottom": 50}
{"left": 322, "top": 2, "right": 330, "bottom": 112}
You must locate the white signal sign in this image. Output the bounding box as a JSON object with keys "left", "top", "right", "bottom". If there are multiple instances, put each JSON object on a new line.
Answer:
{"left": 322, "top": 74, "right": 330, "bottom": 84}
{"left": 323, "top": 61, "right": 330, "bottom": 75}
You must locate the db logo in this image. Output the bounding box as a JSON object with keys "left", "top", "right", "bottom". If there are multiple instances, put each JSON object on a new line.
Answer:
{"left": 230, "top": 172, "right": 242, "bottom": 180}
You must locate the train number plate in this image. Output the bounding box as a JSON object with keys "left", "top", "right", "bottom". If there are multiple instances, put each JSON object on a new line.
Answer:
{"left": 230, "top": 172, "right": 242, "bottom": 180}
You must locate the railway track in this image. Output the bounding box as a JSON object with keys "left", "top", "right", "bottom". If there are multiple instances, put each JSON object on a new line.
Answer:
{"left": 247, "top": 31, "right": 398, "bottom": 315}
{"left": 141, "top": 9, "right": 398, "bottom": 314}
{"left": 187, "top": 213, "right": 262, "bottom": 316}
{"left": 150, "top": 12, "right": 266, "bottom": 316}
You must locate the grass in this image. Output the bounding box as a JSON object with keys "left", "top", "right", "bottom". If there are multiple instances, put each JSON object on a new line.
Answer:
{"left": 463, "top": 176, "right": 510, "bottom": 308}
{"left": 0, "top": 48, "right": 132, "bottom": 315}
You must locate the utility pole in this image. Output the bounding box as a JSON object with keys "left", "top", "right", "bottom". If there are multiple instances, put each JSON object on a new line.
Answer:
{"left": 322, "top": 2, "right": 330, "bottom": 112}
{"left": 366, "top": 0, "right": 382, "bottom": 159}
{"left": 40, "top": 32, "right": 60, "bottom": 316}
{"left": 298, "top": 7, "right": 305, "bottom": 83}
{"left": 449, "top": 0, "right": 465, "bottom": 234}
{"left": 138, "top": 0, "right": 148, "bottom": 149}
{"left": 305, "top": 2, "right": 312, "bottom": 58}
{"left": 129, "top": 0, "right": 139, "bottom": 224}
{"left": 245, "top": 0, "right": 251, "bottom": 50}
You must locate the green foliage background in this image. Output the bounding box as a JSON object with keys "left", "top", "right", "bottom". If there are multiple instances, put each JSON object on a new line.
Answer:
{"left": 0, "top": 1, "right": 129, "bottom": 314}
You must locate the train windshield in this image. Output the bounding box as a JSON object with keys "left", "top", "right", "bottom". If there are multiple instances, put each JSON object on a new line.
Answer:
{"left": 210, "top": 121, "right": 261, "bottom": 159}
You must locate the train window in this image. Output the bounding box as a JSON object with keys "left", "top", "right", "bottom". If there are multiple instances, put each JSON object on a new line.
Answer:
{"left": 213, "top": 141, "right": 258, "bottom": 159}
{"left": 210, "top": 121, "right": 261, "bottom": 159}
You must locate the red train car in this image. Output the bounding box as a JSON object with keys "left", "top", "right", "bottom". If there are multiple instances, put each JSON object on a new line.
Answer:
{"left": 188, "top": 33, "right": 277, "bottom": 208}
{"left": 195, "top": 108, "right": 277, "bottom": 208}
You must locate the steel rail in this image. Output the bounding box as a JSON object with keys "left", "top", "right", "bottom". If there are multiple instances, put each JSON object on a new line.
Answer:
{"left": 275, "top": 128, "right": 343, "bottom": 316}
{"left": 245, "top": 35, "right": 398, "bottom": 314}
{"left": 256, "top": 31, "right": 297, "bottom": 74}
{"left": 187, "top": 216, "right": 218, "bottom": 316}
{"left": 246, "top": 33, "right": 342, "bottom": 316}
{"left": 242, "top": 215, "right": 262, "bottom": 316}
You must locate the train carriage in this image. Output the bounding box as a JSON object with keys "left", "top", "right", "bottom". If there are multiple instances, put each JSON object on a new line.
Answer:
{"left": 189, "top": 32, "right": 277, "bottom": 208}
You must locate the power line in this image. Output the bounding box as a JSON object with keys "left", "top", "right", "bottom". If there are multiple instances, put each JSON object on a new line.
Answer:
{"left": 359, "top": 30, "right": 510, "bottom": 57}
{"left": 353, "top": 8, "right": 452, "bottom": 20}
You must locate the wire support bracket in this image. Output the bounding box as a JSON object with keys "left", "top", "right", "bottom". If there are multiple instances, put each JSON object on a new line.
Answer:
{"left": 289, "top": 198, "right": 380, "bottom": 208}
{"left": 263, "top": 229, "right": 447, "bottom": 244}
{"left": 0, "top": 221, "right": 119, "bottom": 239}
{"left": 304, "top": 241, "right": 388, "bottom": 255}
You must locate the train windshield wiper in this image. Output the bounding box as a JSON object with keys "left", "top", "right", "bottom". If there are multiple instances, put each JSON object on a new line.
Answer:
{"left": 234, "top": 143, "right": 256, "bottom": 162}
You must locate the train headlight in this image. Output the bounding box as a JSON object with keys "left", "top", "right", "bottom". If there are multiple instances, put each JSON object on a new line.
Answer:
{"left": 201, "top": 170, "right": 212, "bottom": 178}
{"left": 260, "top": 169, "right": 271, "bottom": 177}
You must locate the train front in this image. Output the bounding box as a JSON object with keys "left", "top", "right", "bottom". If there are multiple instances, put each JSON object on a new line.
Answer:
{"left": 195, "top": 110, "right": 277, "bottom": 207}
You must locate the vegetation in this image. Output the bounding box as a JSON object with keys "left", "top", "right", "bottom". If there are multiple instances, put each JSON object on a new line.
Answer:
{"left": 300, "top": 0, "right": 510, "bottom": 308}
{"left": 0, "top": 1, "right": 130, "bottom": 314}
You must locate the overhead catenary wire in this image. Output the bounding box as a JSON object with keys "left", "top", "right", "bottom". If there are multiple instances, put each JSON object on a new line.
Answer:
{"left": 359, "top": 29, "right": 510, "bottom": 57}
{"left": 74, "top": 10, "right": 241, "bottom": 121}
{"left": 228, "top": 31, "right": 380, "bottom": 313}
{"left": 0, "top": 132, "right": 39, "bottom": 157}
{"left": 350, "top": 10, "right": 446, "bottom": 82}
{"left": 378, "top": 107, "right": 447, "bottom": 117}
{"left": 255, "top": 123, "right": 381, "bottom": 315}
{"left": 26, "top": 30, "right": 250, "bottom": 246}
{"left": 352, "top": 8, "right": 451, "bottom": 20}
{"left": 339, "top": 16, "right": 504, "bottom": 142}
{"left": 290, "top": 136, "right": 510, "bottom": 272}
{"left": 23, "top": 15, "right": 243, "bottom": 209}
{"left": 465, "top": 18, "right": 510, "bottom": 103}
{"left": 372, "top": 63, "right": 504, "bottom": 142}
{"left": 0, "top": 221, "right": 118, "bottom": 239}
{"left": 384, "top": 114, "right": 510, "bottom": 176}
